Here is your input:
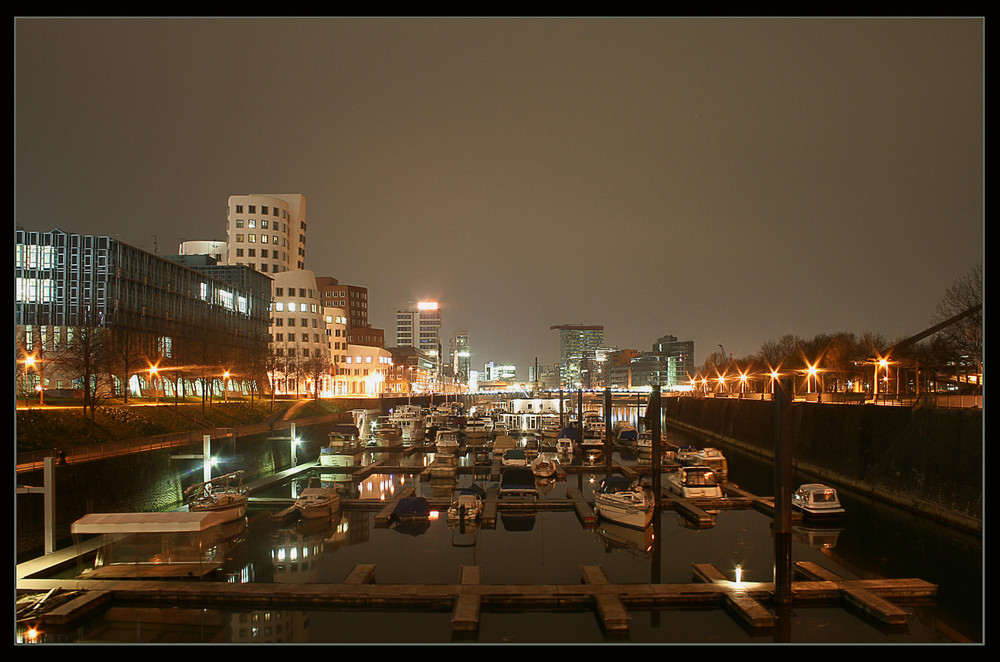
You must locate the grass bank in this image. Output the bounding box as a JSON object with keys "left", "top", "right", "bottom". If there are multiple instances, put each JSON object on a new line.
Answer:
{"left": 15, "top": 397, "right": 353, "bottom": 453}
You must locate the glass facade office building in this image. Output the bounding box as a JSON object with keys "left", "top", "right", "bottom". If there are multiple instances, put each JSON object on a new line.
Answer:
{"left": 16, "top": 228, "right": 272, "bottom": 391}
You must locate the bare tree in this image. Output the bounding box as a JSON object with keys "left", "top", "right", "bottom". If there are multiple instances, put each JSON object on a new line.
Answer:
{"left": 931, "top": 263, "right": 983, "bottom": 379}
{"left": 53, "top": 306, "right": 113, "bottom": 429}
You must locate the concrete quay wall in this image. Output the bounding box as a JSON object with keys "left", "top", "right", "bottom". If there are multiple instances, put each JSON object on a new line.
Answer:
{"left": 16, "top": 419, "right": 333, "bottom": 562}
{"left": 661, "top": 396, "right": 982, "bottom": 532}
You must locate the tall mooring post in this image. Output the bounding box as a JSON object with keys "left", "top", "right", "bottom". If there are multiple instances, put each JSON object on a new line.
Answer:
{"left": 603, "top": 387, "right": 612, "bottom": 469}
{"left": 650, "top": 385, "right": 662, "bottom": 505}
{"left": 577, "top": 389, "right": 583, "bottom": 442}
{"left": 773, "top": 377, "right": 794, "bottom": 604}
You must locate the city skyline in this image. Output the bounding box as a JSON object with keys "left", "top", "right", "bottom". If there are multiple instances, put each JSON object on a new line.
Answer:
{"left": 15, "top": 17, "right": 983, "bottom": 371}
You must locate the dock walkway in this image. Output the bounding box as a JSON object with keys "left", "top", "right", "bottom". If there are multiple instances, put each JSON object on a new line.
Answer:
{"left": 18, "top": 562, "right": 936, "bottom": 634}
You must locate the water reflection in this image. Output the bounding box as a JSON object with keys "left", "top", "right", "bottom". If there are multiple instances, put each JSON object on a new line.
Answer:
{"left": 23, "top": 427, "right": 982, "bottom": 644}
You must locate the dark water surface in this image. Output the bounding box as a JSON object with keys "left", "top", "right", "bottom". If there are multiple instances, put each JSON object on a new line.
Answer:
{"left": 20, "top": 430, "right": 982, "bottom": 645}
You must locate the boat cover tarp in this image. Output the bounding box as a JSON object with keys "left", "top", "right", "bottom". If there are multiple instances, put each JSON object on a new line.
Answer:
{"left": 500, "top": 468, "right": 536, "bottom": 490}
{"left": 559, "top": 426, "right": 579, "bottom": 441}
{"left": 72, "top": 511, "right": 230, "bottom": 534}
{"left": 393, "top": 497, "right": 431, "bottom": 518}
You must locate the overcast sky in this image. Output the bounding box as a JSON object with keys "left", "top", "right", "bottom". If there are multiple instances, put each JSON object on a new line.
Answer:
{"left": 15, "top": 17, "right": 983, "bottom": 375}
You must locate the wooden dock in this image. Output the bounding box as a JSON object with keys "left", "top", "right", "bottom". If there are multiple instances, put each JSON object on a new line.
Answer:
{"left": 18, "top": 562, "right": 936, "bottom": 633}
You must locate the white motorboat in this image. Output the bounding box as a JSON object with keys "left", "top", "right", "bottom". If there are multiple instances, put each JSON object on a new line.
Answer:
{"left": 676, "top": 445, "right": 700, "bottom": 465}
{"left": 593, "top": 475, "right": 654, "bottom": 529}
{"left": 464, "top": 416, "right": 494, "bottom": 439}
{"left": 556, "top": 437, "right": 575, "bottom": 455}
{"left": 615, "top": 422, "right": 638, "bottom": 444}
{"left": 792, "top": 484, "right": 845, "bottom": 519}
{"left": 390, "top": 405, "right": 426, "bottom": 443}
{"left": 667, "top": 466, "right": 723, "bottom": 499}
{"left": 447, "top": 490, "right": 483, "bottom": 523}
{"left": 636, "top": 431, "right": 652, "bottom": 450}
{"left": 492, "top": 434, "right": 517, "bottom": 459}
{"left": 435, "top": 428, "right": 461, "bottom": 454}
{"left": 499, "top": 467, "right": 538, "bottom": 500}
{"left": 502, "top": 448, "right": 529, "bottom": 467}
{"left": 531, "top": 455, "right": 558, "bottom": 478}
{"left": 185, "top": 471, "right": 248, "bottom": 523}
{"left": 295, "top": 478, "right": 341, "bottom": 519}
{"left": 582, "top": 410, "right": 605, "bottom": 441}
{"left": 692, "top": 447, "right": 728, "bottom": 480}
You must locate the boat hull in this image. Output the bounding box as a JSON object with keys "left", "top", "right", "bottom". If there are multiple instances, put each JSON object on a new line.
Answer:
{"left": 594, "top": 495, "right": 653, "bottom": 529}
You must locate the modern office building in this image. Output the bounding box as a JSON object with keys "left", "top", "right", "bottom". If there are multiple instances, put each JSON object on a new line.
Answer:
{"left": 550, "top": 324, "right": 605, "bottom": 388}
{"left": 16, "top": 228, "right": 271, "bottom": 396}
{"left": 450, "top": 329, "right": 470, "bottom": 385}
{"left": 395, "top": 301, "right": 443, "bottom": 373}
{"left": 627, "top": 335, "right": 696, "bottom": 389}
{"left": 225, "top": 194, "right": 307, "bottom": 274}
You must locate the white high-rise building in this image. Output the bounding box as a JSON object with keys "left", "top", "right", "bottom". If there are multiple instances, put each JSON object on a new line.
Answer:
{"left": 225, "top": 194, "right": 307, "bottom": 274}
{"left": 395, "top": 301, "right": 443, "bottom": 375}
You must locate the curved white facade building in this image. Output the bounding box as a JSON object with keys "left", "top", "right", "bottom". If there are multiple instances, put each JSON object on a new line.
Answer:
{"left": 226, "top": 194, "right": 307, "bottom": 274}
{"left": 270, "top": 270, "right": 329, "bottom": 396}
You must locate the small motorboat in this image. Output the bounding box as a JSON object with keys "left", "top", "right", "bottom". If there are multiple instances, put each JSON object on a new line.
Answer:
{"left": 556, "top": 437, "right": 575, "bottom": 455}
{"left": 185, "top": 471, "right": 248, "bottom": 523}
{"left": 593, "top": 475, "right": 653, "bottom": 530}
{"left": 531, "top": 456, "right": 557, "bottom": 478}
{"left": 667, "top": 466, "right": 723, "bottom": 499}
{"left": 502, "top": 448, "right": 528, "bottom": 467}
{"left": 295, "top": 478, "right": 341, "bottom": 519}
{"left": 692, "top": 447, "right": 728, "bottom": 480}
{"left": 676, "top": 446, "right": 700, "bottom": 464}
{"left": 435, "top": 428, "right": 461, "bottom": 454}
{"left": 447, "top": 490, "right": 483, "bottom": 523}
{"left": 792, "top": 484, "right": 845, "bottom": 519}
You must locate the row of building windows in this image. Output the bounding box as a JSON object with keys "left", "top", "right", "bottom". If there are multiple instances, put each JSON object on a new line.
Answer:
{"left": 233, "top": 204, "right": 286, "bottom": 218}
{"left": 233, "top": 233, "right": 286, "bottom": 246}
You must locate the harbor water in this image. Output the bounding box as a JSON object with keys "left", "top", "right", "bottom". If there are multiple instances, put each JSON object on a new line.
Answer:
{"left": 21, "top": 426, "right": 982, "bottom": 645}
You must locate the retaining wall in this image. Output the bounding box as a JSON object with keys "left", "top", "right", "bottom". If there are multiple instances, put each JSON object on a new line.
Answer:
{"left": 662, "top": 396, "right": 982, "bottom": 532}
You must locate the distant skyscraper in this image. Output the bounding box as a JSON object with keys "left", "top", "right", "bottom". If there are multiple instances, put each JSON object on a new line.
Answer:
{"left": 550, "top": 324, "right": 605, "bottom": 388}
{"left": 225, "top": 194, "right": 307, "bottom": 274}
{"left": 451, "top": 329, "right": 470, "bottom": 384}
{"left": 395, "top": 301, "right": 443, "bottom": 372}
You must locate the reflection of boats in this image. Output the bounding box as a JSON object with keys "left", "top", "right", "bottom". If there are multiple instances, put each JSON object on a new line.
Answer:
{"left": 428, "top": 452, "right": 458, "bottom": 478}
{"left": 582, "top": 447, "right": 603, "bottom": 464}
{"left": 692, "top": 448, "right": 728, "bottom": 480}
{"left": 792, "top": 524, "right": 844, "bottom": 549}
{"left": 295, "top": 478, "right": 340, "bottom": 519}
{"left": 185, "top": 471, "right": 247, "bottom": 522}
{"left": 595, "top": 518, "right": 654, "bottom": 556}
{"left": 593, "top": 475, "right": 654, "bottom": 529}
{"left": 667, "top": 466, "right": 723, "bottom": 498}
{"left": 792, "top": 484, "right": 845, "bottom": 519}
{"left": 371, "top": 417, "right": 402, "bottom": 445}
{"left": 556, "top": 437, "right": 574, "bottom": 455}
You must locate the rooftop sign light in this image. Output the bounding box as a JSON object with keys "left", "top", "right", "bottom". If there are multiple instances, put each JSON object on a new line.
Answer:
{"left": 417, "top": 301, "right": 439, "bottom": 310}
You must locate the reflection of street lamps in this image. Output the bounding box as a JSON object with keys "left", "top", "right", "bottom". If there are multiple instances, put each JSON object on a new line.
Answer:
{"left": 223, "top": 370, "right": 230, "bottom": 403}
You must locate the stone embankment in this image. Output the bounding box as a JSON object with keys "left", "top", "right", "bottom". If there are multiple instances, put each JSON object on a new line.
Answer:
{"left": 662, "top": 396, "right": 982, "bottom": 534}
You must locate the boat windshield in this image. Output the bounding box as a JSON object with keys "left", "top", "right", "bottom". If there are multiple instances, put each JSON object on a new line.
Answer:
{"left": 683, "top": 469, "right": 717, "bottom": 486}
{"left": 812, "top": 490, "right": 838, "bottom": 503}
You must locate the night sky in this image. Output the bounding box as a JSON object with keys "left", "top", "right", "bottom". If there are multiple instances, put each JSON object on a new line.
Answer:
{"left": 14, "top": 17, "right": 983, "bottom": 375}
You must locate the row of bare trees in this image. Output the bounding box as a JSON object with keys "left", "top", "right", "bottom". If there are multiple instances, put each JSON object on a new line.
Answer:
{"left": 696, "top": 264, "right": 983, "bottom": 395}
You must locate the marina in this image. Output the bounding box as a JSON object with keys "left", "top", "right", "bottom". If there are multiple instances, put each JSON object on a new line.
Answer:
{"left": 15, "top": 414, "right": 981, "bottom": 644}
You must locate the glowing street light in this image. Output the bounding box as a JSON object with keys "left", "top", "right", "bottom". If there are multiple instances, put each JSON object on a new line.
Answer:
{"left": 149, "top": 365, "right": 159, "bottom": 405}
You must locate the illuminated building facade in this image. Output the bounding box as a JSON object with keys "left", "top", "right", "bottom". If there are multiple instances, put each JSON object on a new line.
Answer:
{"left": 550, "top": 324, "right": 605, "bottom": 388}
{"left": 225, "top": 194, "right": 307, "bottom": 274}
{"left": 15, "top": 228, "right": 271, "bottom": 396}
{"left": 395, "top": 301, "right": 443, "bottom": 374}
{"left": 269, "top": 270, "right": 331, "bottom": 396}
